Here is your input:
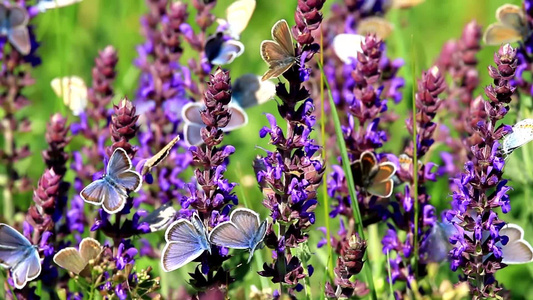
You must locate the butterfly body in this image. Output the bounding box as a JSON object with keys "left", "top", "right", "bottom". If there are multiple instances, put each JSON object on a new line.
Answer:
{"left": 209, "top": 208, "right": 267, "bottom": 263}
{"left": 351, "top": 151, "right": 396, "bottom": 198}
{"left": 80, "top": 148, "right": 142, "bottom": 214}
{"left": 260, "top": 19, "right": 298, "bottom": 81}
{"left": 0, "top": 224, "right": 41, "bottom": 289}
{"left": 499, "top": 223, "right": 533, "bottom": 264}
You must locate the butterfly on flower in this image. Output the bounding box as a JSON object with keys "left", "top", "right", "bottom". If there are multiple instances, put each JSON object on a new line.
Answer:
{"left": 53, "top": 237, "right": 102, "bottom": 276}
{"left": 260, "top": 19, "right": 298, "bottom": 81}
{"left": 483, "top": 4, "right": 530, "bottom": 45}
{"left": 351, "top": 151, "right": 396, "bottom": 198}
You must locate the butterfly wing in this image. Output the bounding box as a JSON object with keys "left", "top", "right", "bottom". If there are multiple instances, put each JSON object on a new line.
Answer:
{"left": 360, "top": 151, "right": 378, "bottom": 176}
{"left": 161, "top": 218, "right": 210, "bottom": 271}
{"left": 183, "top": 123, "right": 205, "bottom": 147}
{"left": 224, "top": 104, "right": 249, "bottom": 131}
{"left": 372, "top": 162, "right": 396, "bottom": 183}
{"left": 260, "top": 41, "right": 296, "bottom": 81}
{"left": 80, "top": 179, "right": 109, "bottom": 205}
{"left": 107, "top": 148, "right": 142, "bottom": 192}
{"left": 357, "top": 17, "right": 394, "bottom": 40}
{"left": 271, "top": 19, "right": 294, "bottom": 57}
{"left": 230, "top": 208, "right": 261, "bottom": 242}
{"left": 496, "top": 4, "right": 525, "bottom": 28}
{"left": 141, "top": 203, "right": 177, "bottom": 232}
{"left": 8, "top": 27, "right": 30, "bottom": 55}
{"left": 366, "top": 180, "right": 394, "bottom": 198}
{"left": 37, "top": 0, "right": 82, "bottom": 11}
{"left": 11, "top": 248, "right": 41, "bottom": 289}
{"left": 210, "top": 40, "right": 244, "bottom": 65}
{"left": 53, "top": 248, "right": 86, "bottom": 274}
{"left": 233, "top": 74, "right": 276, "bottom": 108}
{"left": 79, "top": 238, "right": 102, "bottom": 262}
{"left": 248, "top": 220, "right": 267, "bottom": 262}
{"left": 332, "top": 34, "right": 365, "bottom": 64}
{"left": 182, "top": 102, "right": 205, "bottom": 125}
{"left": 8, "top": 5, "right": 28, "bottom": 28}
{"left": 501, "top": 224, "right": 533, "bottom": 264}
{"left": 209, "top": 221, "right": 249, "bottom": 249}
{"left": 483, "top": 23, "right": 522, "bottom": 45}
{"left": 142, "top": 135, "right": 180, "bottom": 175}
{"left": 0, "top": 224, "right": 32, "bottom": 268}
{"left": 226, "top": 0, "right": 255, "bottom": 38}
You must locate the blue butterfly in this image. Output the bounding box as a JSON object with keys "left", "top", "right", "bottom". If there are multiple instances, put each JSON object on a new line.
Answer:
{"left": 205, "top": 32, "right": 244, "bottom": 65}
{"left": 0, "top": 224, "right": 42, "bottom": 289}
{"left": 140, "top": 202, "right": 177, "bottom": 232}
{"left": 160, "top": 213, "right": 211, "bottom": 272}
{"left": 209, "top": 208, "right": 267, "bottom": 263}
{"left": 0, "top": 3, "right": 31, "bottom": 55}
{"left": 80, "top": 148, "right": 142, "bottom": 214}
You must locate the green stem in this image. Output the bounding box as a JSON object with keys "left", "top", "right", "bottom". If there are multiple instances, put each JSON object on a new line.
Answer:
{"left": 2, "top": 117, "right": 14, "bottom": 224}
{"left": 386, "top": 250, "right": 394, "bottom": 299}
{"left": 317, "top": 61, "right": 377, "bottom": 300}
{"left": 411, "top": 35, "right": 420, "bottom": 279}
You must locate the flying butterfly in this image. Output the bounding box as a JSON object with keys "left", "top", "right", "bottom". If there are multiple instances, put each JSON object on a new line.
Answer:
{"left": 357, "top": 17, "right": 394, "bottom": 40}
{"left": 181, "top": 102, "right": 248, "bottom": 147}
{"left": 141, "top": 135, "right": 180, "bottom": 176}
{"left": 351, "top": 151, "right": 396, "bottom": 198}
{"left": 483, "top": 4, "right": 529, "bottom": 45}
{"left": 140, "top": 202, "right": 177, "bottom": 232}
{"left": 53, "top": 237, "right": 102, "bottom": 276}
{"left": 205, "top": 32, "right": 245, "bottom": 65}
{"left": 51, "top": 76, "right": 88, "bottom": 116}
{"left": 0, "top": 223, "right": 41, "bottom": 289}
{"left": 232, "top": 74, "right": 276, "bottom": 108}
{"left": 36, "top": 0, "right": 82, "bottom": 12}
{"left": 501, "top": 118, "right": 533, "bottom": 156}
{"left": 499, "top": 223, "right": 533, "bottom": 264}
{"left": 161, "top": 213, "right": 211, "bottom": 272}
{"left": 332, "top": 33, "right": 365, "bottom": 64}
{"left": 216, "top": 0, "right": 256, "bottom": 40}
{"left": 0, "top": 3, "right": 31, "bottom": 55}
{"left": 80, "top": 148, "right": 142, "bottom": 214}
{"left": 260, "top": 19, "right": 298, "bottom": 81}
{"left": 209, "top": 208, "right": 267, "bottom": 263}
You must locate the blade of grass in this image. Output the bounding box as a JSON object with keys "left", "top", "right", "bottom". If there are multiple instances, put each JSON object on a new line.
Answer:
{"left": 386, "top": 249, "right": 394, "bottom": 300}
{"left": 319, "top": 28, "right": 335, "bottom": 281}
{"left": 411, "top": 35, "right": 420, "bottom": 278}
{"left": 316, "top": 61, "right": 377, "bottom": 300}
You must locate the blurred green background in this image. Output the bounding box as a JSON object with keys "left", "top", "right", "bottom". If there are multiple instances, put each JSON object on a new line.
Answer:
{"left": 7, "top": 0, "right": 533, "bottom": 298}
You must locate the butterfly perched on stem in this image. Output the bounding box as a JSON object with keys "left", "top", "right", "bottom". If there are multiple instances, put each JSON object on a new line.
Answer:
{"left": 260, "top": 19, "right": 298, "bottom": 81}
{"left": 80, "top": 148, "right": 142, "bottom": 214}
{"left": 0, "top": 224, "right": 41, "bottom": 289}
{"left": 351, "top": 151, "right": 396, "bottom": 198}
{"left": 483, "top": 4, "right": 530, "bottom": 45}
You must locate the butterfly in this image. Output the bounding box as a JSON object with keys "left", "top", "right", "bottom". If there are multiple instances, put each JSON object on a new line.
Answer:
{"left": 0, "top": 3, "right": 31, "bottom": 55}
{"left": 420, "top": 221, "right": 456, "bottom": 263}
{"left": 357, "top": 17, "right": 394, "bottom": 40}
{"left": 351, "top": 151, "right": 396, "bottom": 198}
{"left": 205, "top": 32, "right": 245, "bottom": 65}
{"left": 161, "top": 213, "right": 211, "bottom": 272}
{"left": 0, "top": 223, "right": 41, "bottom": 289}
{"left": 53, "top": 237, "right": 102, "bottom": 276}
{"left": 260, "top": 19, "right": 298, "bottom": 81}
{"left": 484, "top": 4, "right": 529, "bottom": 45}
{"left": 501, "top": 118, "right": 533, "bottom": 156}
{"left": 141, "top": 135, "right": 180, "bottom": 176}
{"left": 216, "top": 0, "right": 255, "bottom": 40}
{"left": 50, "top": 76, "right": 88, "bottom": 116}
{"left": 332, "top": 33, "right": 365, "bottom": 64}
{"left": 209, "top": 208, "right": 267, "bottom": 263}
{"left": 499, "top": 223, "right": 533, "bottom": 264}
{"left": 80, "top": 148, "right": 142, "bottom": 214}
{"left": 140, "top": 202, "right": 177, "bottom": 232}
{"left": 181, "top": 102, "right": 248, "bottom": 147}
{"left": 36, "top": 0, "right": 82, "bottom": 12}
{"left": 232, "top": 74, "right": 276, "bottom": 109}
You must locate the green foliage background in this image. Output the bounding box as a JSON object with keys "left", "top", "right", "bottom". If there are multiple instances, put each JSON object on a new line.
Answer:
{"left": 4, "top": 0, "right": 533, "bottom": 298}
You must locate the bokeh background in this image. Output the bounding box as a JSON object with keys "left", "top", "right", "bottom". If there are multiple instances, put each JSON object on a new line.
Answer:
{"left": 5, "top": 0, "right": 533, "bottom": 298}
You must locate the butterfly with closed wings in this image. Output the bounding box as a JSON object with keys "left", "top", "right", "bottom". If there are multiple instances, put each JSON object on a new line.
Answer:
{"left": 260, "top": 19, "right": 298, "bottom": 81}
{"left": 351, "top": 151, "right": 397, "bottom": 198}
{"left": 53, "top": 237, "right": 102, "bottom": 276}
{"left": 80, "top": 148, "right": 143, "bottom": 214}
{"left": 51, "top": 76, "right": 88, "bottom": 116}
{"left": 141, "top": 135, "right": 180, "bottom": 176}
{"left": 0, "top": 3, "right": 31, "bottom": 55}
{"left": 209, "top": 208, "right": 267, "bottom": 263}
{"left": 0, "top": 223, "right": 42, "bottom": 289}
{"left": 501, "top": 118, "right": 533, "bottom": 156}
{"left": 160, "top": 213, "right": 211, "bottom": 272}
{"left": 484, "top": 4, "right": 530, "bottom": 45}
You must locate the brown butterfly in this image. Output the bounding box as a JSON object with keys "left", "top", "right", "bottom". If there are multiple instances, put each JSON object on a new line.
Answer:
{"left": 141, "top": 135, "right": 180, "bottom": 176}
{"left": 357, "top": 17, "right": 394, "bottom": 40}
{"left": 351, "top": 151, "right": 396, "bottom": 198}
{"left": 53, "top": 238, "right": 102, "bottom": 277}
{"left": 483, "top": 4, "right": 529, "bottom": 45}
{"left": 260, "top": 19, "right": 298, "bottom": 81}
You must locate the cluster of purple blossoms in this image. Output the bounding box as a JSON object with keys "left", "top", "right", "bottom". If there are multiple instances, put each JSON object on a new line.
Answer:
{"left": 254, "top": 0, "right": 325, "bottom": 297}
{"left": 447, "top": 44, "right": 517, "bottom": 299}
{"left": 381, "top": 66, "right": 445, "bottom": 296}
{"left": 515, "top": 0, "right": 533, "bottom": 96}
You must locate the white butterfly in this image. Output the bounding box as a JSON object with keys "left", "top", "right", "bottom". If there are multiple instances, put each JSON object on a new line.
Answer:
{"left": 51, "top": 76, "right": 88, "bottom": 116}
{"left": 53, "top": 237, "right": 102, "bottom": 275}
{"left": 332, "top": 33, "right": 365, "bottom": 64}
{"left": 0, "top": 224, "right": 42, "bottom": 289}
{"left": 499, "top": 223, "right": 533, "bottom": 264}
{"left": 216, "top": 0, "right": 256, "bottom": 40}
{"left": 501, "top": 118, "right": 533, "bottom": 156}
{"left": 36, "top": 0, "right": 82, "bottom": 12}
